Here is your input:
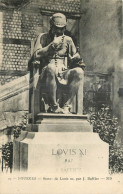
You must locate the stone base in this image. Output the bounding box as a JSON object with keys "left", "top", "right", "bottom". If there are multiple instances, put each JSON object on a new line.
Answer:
{"left": 27, "top": 113, "right": 92, "bottom": 132}
{"left": 13, "top": 131, "right": 109, "bottom": 175}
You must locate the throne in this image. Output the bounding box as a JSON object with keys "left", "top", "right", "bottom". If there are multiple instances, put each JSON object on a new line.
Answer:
{"left": 28, "top": 39, "right": 84, "bottom": 124}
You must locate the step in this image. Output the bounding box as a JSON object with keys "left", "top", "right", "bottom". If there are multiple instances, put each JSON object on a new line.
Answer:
{"left": 36, "top": 113, "right": 88, "bottom": 123}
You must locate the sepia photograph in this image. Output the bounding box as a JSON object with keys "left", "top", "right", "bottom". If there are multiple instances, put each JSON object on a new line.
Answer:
{"left": 0, "top": 0, "right": 123, "bottom": 193}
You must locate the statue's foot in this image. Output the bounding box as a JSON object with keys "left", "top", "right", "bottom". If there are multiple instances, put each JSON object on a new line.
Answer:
{"left": 61, "top": 105, "right": 72, "bottom": 114}
{"left": 47, "top": 104, "right": 64, "bottom": 113}
{"left": 47, "top": 104, "right": 72, "bottom": 114}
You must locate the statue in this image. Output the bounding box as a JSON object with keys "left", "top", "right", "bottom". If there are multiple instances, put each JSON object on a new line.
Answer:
{"left": 30, "top": 13, "right": 85, "bottom": 114}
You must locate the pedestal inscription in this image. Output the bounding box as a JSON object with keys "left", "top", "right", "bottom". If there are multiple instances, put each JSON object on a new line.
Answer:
{"left": 13, "top": 132, "right": 109, "bottom": 175}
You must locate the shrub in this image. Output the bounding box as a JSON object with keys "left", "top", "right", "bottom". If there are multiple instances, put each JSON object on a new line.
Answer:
{"left": 2, "top": 142, "right": 13, "bottom": 170}
{"left": 89, "top": 104, "right": 123, "bottom": 173}
{"left": 89, "top": 105, "right": 120, "bottom": 145}
{"left": 109, "top": 142, "right": 123, "bottom": 174}
{"left": 1, "top": 113, "right": 27, "bottom": 172}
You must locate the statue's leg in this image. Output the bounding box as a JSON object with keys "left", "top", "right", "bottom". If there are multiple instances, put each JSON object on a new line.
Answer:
{"left": 45, "top": 63, "right": 57, "bottom": 107}
{"left": 43, "top": 63, "right": 64, "bottom": 113}
{"left": 63, "top": 67, "right": 84, "bottom": 108}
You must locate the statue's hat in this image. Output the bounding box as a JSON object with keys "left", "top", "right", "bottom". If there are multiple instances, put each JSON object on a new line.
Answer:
{"left": 50, "top": 13, "right": 67, "bottom": 28}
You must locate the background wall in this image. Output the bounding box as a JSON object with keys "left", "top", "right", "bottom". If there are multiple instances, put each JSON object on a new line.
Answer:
{"left": 0, "top": 74, "right": 29, "bottom": 130}
{"left": 80, "top": 0, "right": 122, "bottom": 73}
{"left": 0, "top": 9, "right": 43, "bottom": 85}
{"left": 80, "top": 0, "right": 123, "bottom": 143}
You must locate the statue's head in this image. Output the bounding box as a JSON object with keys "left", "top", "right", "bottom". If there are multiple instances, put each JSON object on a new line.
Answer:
{"left": 50, "top": 13, "right": 67, "bottom": 36}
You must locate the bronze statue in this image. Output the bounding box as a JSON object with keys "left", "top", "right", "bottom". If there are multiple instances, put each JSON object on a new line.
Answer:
{"left": 30, "top": 13, "right": 85, "bottom": 114}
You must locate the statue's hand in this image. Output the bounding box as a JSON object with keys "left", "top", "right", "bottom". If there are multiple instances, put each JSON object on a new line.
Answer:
{"left": 68, "top": 53, "right": 85, "bottom": 70}
{"left": 68, "top": 53, "right": 81, "bottom": 61}
{"left": 51, "top": 36, "right": 64, "bottom": 51}
{"left": 55, "top": 43, "right": 64, "bottom": 51}
{"left": 50, "top": 42, "right": 63, "bottom": 52}
{"left": 53, "top": 36, "right": 63, "bottom": 45}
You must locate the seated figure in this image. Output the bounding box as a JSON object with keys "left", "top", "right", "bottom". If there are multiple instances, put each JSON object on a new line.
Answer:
{"left": 30, "top": 13, "right": 85, "bottom": 114}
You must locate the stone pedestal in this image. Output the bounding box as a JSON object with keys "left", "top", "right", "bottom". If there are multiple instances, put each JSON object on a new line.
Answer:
{"left": 27, "top": 113, "right": 93, "bottom": 132}
{"left": 13, "top": 114, "right": 109, "bottom": 175}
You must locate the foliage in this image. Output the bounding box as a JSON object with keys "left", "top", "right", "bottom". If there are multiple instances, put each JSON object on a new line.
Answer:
{"left": 89, "top": 104, "right": 123, "bottom": 173}
{"left": 89, "top": 104, "right": 120, "bottom": 145}
{"left": 2, "top": 142, "right": 13, "bottom": 170}
{"left": 1, "top": 113, "right": 28, "bottom": 171}
{"left": 13, "top": 113, "right": 27, "bottom": 139}
{"left": 109, "top": 145, "right": 123, "bottom": 174}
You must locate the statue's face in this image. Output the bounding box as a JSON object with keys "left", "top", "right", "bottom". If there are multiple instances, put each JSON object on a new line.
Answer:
{"left": 51, "top": 25, "right": 66, "bottom": 36}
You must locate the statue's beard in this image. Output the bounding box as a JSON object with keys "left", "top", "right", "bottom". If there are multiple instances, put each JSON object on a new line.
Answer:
{"left": 53, "top": 33, "right": 63, "bottom": 37}
{"left": 49, "top": 29, "right": 64, "bottom": 37}
{"left": 55, "top": 32, "right": 63, "bottom": 37}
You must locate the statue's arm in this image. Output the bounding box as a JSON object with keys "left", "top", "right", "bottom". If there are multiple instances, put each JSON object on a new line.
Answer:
{"left": 34, "top": 35, "right": 65, "bottom": 59}
{"left": 33, "top": 36, "right": 53, "bottom": 60}
{"left": 33, "top": 43, "right": 53, "bottom": 59}
{"left": 68, "top": 38, "right": 81, "bottom": 61}
{"left": 31, "top": 33, "right": 55, "bottom": 62}
{"left": 68, "top": 38, "right": 85, "bottom": 69}
{"left": 68, "top": 38, "right": 77, "bottom": 56}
